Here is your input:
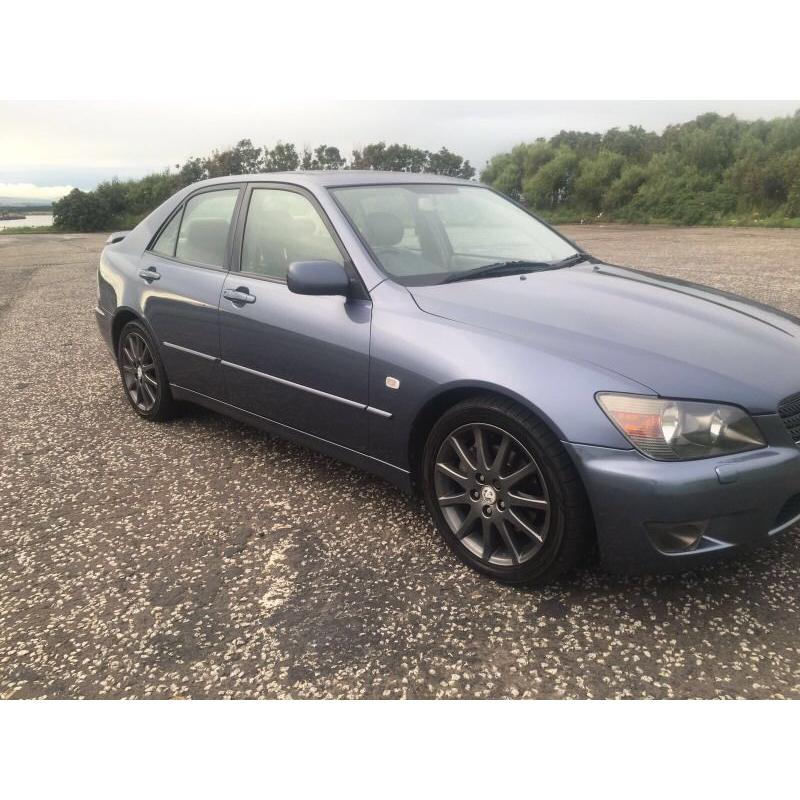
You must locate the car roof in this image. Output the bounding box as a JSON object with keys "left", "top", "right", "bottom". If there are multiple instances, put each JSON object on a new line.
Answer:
{"left": 190, "top": 170, "right": 480, "bottom": 191}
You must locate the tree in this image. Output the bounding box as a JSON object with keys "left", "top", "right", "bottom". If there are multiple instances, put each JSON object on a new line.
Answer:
{"left": 482, "top": 141, "right": 556, "bottom": 199}
{"left": 264, "top": 142, "right": 299, "bottom": 172}
{"left": 381, "top": 143, "right": 428, "bottom": 172}
{"left": 178, "top": 157, "right": 208, "bottom": 185}
{"left": 204, "top": 139, "right": 263, "bottom": 176}
{"left": 783, "top": 149, "right": 800, "bottom": 216}
{"left": 302, "top": 145, "right": 346, "bottom": 170}
{"left": 427, "top": 147, "right": 475, "bottom": 179}
{"left": 521, "top": 146, "right": 578, "bottom": 209}
{"left": 350, "top": 142, "right": 419, "bottom": 171}
{"left": 350, "top": 142, "right": 380, "bottom": 170}
{"left": 53, "top": 189, "right": 113, "bottom": 232}
{"left": 602, "top": 126, "right": 659, "bottom": 161}
{"left": 572, "top": 151, "right": 625, "bottom": 212}
{"left": 46, "top": 110, "right": 800, "bottom": 233}
{"left": 235, "top": 138, "right": 264, "bottom": 173}
{"left": 481, "top": 152, "right": 523, "bottom": 198}
{"left": 124, "top": 171, "right": 181, "bottom": 217}
{"left": 352, "top": 142, "right": 475, "bottom": 177}
{"left": 481, "top": 109, "right": 800, "bottom": 222}
{"left": 603, "top": 164, "right": 648, "bottom": 212}
{"left": 550, "top": 130, "right": 602, "bottom": 158}
{"left": 94, "top": 179, "right": 130, "bottom": 219}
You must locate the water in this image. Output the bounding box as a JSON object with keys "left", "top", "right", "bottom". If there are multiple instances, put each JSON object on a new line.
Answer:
{"left": 0, "top": 214, "right": 54, "bottom": 230}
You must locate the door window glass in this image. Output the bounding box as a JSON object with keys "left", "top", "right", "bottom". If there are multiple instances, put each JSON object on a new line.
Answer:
{"left": 175, "top": 189, "right": 239, "bottom": 268}
{"left": 151, "top": 208, "right": 182, "bottom": 257}
{"left": 241, "top": 189, "right": 343, "bottom": 280}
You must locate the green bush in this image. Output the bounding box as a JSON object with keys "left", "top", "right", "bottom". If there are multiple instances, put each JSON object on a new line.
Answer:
{"left": 53, "top": 189, "right": 114, "bottom": 232}
{"left": 482, "top": 110, "right": 800, "bottom": 226}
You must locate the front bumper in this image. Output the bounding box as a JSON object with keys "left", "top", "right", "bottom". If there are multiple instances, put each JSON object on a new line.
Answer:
{"left": 565, "top": 416, "right": 800, "bottom": 572}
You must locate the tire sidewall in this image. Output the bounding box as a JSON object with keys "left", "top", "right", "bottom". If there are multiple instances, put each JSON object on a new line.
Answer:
{"left": 423, "top": 403, "right": 568, "bottom": 584}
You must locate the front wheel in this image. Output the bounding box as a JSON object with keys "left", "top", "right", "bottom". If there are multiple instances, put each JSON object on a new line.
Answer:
{"left": 422, "top": 396, "right": 592, "bottom": 586}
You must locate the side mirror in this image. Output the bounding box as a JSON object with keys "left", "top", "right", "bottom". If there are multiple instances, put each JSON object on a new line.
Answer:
{"left": 287, "top": 260, "right": 351, "bottom": 297}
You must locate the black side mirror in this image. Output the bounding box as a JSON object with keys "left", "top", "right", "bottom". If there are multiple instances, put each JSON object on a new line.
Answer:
{"left": 287, "top": 260, "right": 351, "bottom": 297}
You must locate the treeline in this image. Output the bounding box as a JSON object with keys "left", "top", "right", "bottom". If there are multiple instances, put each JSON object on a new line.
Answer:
{"left": 481, "top": 110, "right": 800, "bottom": 226}
{"left": 53, "top": 140, "right": 475, "bottom": 231}
{"left": 53, "top": 111, "right": 800, "bottom": 232}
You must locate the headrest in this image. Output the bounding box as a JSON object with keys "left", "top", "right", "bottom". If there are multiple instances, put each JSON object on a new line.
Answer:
{"left": 186, "top": 217, "right": 229, "bottom": 242}
{"left": 365, "top": 212, "right": 404, "bottom": 247}
{"left": 252, "top": 208, "right": 294, "bottom": 235}
{"left": 184, "top": 218, "right": 230, "bottom": 264}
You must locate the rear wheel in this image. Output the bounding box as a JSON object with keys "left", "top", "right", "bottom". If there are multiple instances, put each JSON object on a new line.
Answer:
{"left": 422, "top": 396, "right": 592, "bottom": 585}
{"left": 117, "top": 320, "right": 176, "bottom": 421}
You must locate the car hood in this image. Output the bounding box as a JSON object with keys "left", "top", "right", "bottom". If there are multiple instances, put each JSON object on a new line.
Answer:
{"left": 408, "top": 262, "right": 800, "bottom": 414}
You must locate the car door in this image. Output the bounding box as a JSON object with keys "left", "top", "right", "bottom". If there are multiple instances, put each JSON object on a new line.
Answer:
{"left": 218, "top": 184, "right": 371, "bottom": 452}
{"left": 143, "top": 185, "right": 243, "bottom": 397}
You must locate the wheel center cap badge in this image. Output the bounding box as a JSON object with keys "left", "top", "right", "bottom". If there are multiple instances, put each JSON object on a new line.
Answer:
{"left": 137, "top": 366, "right": 143, "bottom": 379}
{"left": 481, "top": 486, "right": 497, "bottom": 505}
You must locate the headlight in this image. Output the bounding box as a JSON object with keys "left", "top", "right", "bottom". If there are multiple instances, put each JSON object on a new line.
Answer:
{"left": 596, "top": 393, "right": 766, "bottom": 461}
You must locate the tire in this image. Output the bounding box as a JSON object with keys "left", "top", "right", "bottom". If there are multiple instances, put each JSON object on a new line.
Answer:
{"left": 422, "top": 395, "right": 592, "bottom": 586}
{"left": 116, "top": 320, "right": 177, "bottom": 421}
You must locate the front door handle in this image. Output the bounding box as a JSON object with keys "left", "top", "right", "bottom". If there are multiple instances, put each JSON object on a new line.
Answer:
{"left": 223, "top": 287, "right": 256, "bottom": 305}
{"left": 138, "top": 267, "right": 161, "bottom": 282}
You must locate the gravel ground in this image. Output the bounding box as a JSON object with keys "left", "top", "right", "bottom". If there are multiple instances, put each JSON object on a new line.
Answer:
{"left": 1, "top": 225, "right": 799, "bottom": 699}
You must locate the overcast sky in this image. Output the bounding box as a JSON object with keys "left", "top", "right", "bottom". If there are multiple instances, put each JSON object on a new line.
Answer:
{"left": 1, "top": 100, "right": 798, "bottom": 200}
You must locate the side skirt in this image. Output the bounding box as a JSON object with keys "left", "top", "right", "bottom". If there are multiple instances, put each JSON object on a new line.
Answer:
{"left": 169, "top": 383, "right": 413, "bottom": 493}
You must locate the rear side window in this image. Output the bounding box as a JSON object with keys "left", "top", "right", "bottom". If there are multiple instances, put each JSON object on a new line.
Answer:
{"left": 174, "top": 189, "right": 239, "bottom": 268}
{"left": 151, "top": 208, "right": 182, "bottom": 257}
{"left": 241, "top": 188, "right": 343, "bottom": 280}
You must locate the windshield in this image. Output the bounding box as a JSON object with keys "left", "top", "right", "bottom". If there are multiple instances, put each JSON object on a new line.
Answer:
{"left": 331, "top": 184, "right": 579, "bottom": 286}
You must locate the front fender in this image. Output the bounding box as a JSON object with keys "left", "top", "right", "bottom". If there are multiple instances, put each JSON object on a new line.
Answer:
{"left": 367, "top": 281, "right": 644, "bottom": 470}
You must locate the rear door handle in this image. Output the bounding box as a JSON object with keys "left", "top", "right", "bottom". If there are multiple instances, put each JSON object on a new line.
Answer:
{"left": 223, "top": 287, "right": 256, "bottom": 305}
{"left": 138, "top": 267, "right": 161, "bottom": 282}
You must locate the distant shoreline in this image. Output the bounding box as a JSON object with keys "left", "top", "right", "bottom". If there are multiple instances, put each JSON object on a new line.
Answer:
{"left": 0, "top": 212, "right": 56, "bottom": 233}
{"left": 0, "top": 207, "right": 53, "bottom": 215}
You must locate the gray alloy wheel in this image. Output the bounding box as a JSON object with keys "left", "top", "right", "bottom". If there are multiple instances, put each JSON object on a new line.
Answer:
{"left": 423, "top": 395, "right": 592, "bottom": 585}
{"left": 120, "top": 330, "right": 159, "bottom": 412}
{"left": 433, "top": 423, "right": 551, "bottom": 567}
{"left": 116, "top": 320, "right": 176, "bottom": 421}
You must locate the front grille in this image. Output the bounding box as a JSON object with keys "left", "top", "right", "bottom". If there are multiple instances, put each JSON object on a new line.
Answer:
{"left": 778, "top": 391, "right": 800, "bottom": 445}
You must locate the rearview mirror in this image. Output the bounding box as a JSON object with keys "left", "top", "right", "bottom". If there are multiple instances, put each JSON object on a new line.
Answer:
{"left": 287, "top": 260, "right": 351, "bottom": 297}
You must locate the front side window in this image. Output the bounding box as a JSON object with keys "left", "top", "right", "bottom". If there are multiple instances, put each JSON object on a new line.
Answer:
{"left": 241, "top": 188, "right": 343, "bottom": 280}
{"left": 332, "top": 184, "right": 578, "bottom": 285}
{"left": 174, "top": 189, "right": 239, "bottom": 268}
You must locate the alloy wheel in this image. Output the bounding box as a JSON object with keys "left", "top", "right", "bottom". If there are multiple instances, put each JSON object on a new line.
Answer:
{"left": 120, "top": 331, "right": 159, "bottom": 412}
{"left": 433, "top": 423, "right": 551, "bottom": 566}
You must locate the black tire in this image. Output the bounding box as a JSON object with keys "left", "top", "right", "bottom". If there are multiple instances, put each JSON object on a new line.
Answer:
{"left": 422, "top": 395, "right": 592, "bottom": 586}
{"left": 116, "top": 320, "right": 177, "bottom": 421}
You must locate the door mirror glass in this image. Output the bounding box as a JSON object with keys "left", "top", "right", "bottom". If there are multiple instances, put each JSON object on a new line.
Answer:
{"left": 287, "top": 260, "right": 351, "bottom": 296}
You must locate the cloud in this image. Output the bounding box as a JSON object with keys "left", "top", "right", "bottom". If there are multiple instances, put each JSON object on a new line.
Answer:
{"left": 0, "top": 182, "right": 73, "bottom": 200}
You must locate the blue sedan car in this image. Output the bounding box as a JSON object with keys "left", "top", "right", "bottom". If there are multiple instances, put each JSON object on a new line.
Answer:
{"left": 95, "top": 171, "right": 800, "bottom": 585}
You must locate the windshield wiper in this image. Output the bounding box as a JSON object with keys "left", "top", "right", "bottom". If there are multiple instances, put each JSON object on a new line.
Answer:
{"left": 443, "top": 254, "right": 585, "bottom": 284}
{"left": 444, "top": 260, "right": 550, "bottom": 283}
{"left": 553, "top": 252, "right": 588, "bottom": 268}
